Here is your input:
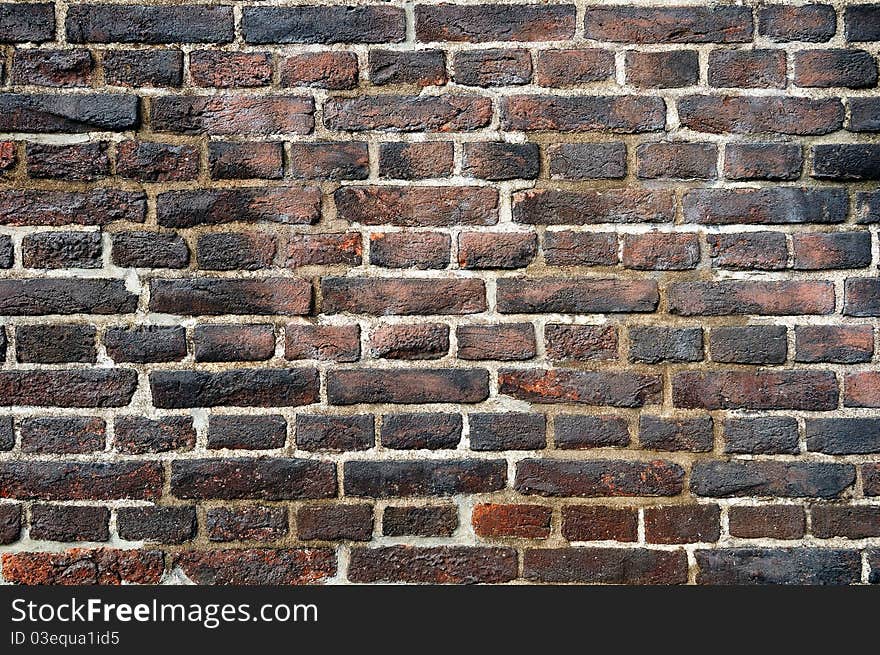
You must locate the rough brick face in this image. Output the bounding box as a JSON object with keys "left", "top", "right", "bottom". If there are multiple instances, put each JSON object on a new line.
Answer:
{"left": 1, "top": 0, "right": 877, "bottom": 588}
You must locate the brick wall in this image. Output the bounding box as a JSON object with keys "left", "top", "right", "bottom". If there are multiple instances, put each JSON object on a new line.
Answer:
{"left": 0, "top": 1, "right": 878, "bottom": 585}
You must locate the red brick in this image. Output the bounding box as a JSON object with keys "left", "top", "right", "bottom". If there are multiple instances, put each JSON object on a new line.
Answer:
{"left": 473, "top": 504, "right": 551, "bottom": 539}
{"left": 562, "top": 506, "right": 637, "bottom": 542}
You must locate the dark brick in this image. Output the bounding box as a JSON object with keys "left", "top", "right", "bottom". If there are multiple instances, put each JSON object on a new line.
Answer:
{"left": 380, "top": 413, "right": 462, "bottom": 450}
{"left": 691, "top": 461, "right": 855, "bottom": 498}
{"left": 207, "top": 506, "right": 288, "bottom": 542}
{"left": 724, "top": 143, "right": 803, "bottom": 180}
{"left": 469, "top": 413, "right": 546, "bottom": 451}
{"left": 812, "top": 144, "right": 880, "bottom": 180}
{"left": 864, "top": 465, "right": 880, "bottom": 496}
{"left": 502, "top": 95, "right": 666, "bottom": 132}
{"left": 16, "top": 324, "right": 96, "bottom": 364}
{"left": 322, "top": 277, "right": 485, "bottom": 315}
{"left": 243, "top": 6, "right": 405, "bottom": 44}
{"left": 104, "top": 326, "right": 187, "bottom": 363}
{"left": 12, "top": 49, "right": 94, "bottom": 87}
{"left": 548, "top": 142, "right": 626, "bottom": 180}
{"left": 22, "top": 231, "right": 102, "bottom": 269}
{"left": 0, "top": 504, "right": 21, "bottom": 544}
{"left": 67, "top": 4, "right": 234, "bottom": 44}
{"left": 280, "top": 52, "right": 359, "bottom": 90}
{"left": 149, "top": 278, "right": 311, "bottom": 316}
{"left": 416, "top": 4, "right": 575, "bottom": 42}
{"left": 639, "top": 416, "right": 714, "bottom": 452}
{"left": 114, "top": 416, "right": 195, "bottom": 455}
{"left": 554, "top": 415, "right": 630, "bottom": 449}
{"left": 0, "top": 369, "right": 137, "bottom": 408}
{"left": 175, "top": 549, "right": 335, "bottom": 585}
{"left": 20, "top": 417, "right": 105, "bottom": 455}
{"left": 344, "top": 459, "right": 506, "bottom": 498}
{"left": 584, "top": 6, "right": 752, "bottom": 43}
{"left": 729, "top": 506, "right": 806, "bottom": 540}
{"left": 171, "top": 458, "right": 336, "bottom": 500}
{"left": 845, "top": 278, "right": 880, "bottom": 316}
{"left": 0, "top": 235, "right": 12, "bottom": 268}
{"left": 500, "top": 369, "right": 662, "bottom": 407}
{"left": 350, "top": 546, "right": 516, "bottom": 584}
{"left": 696, "top": 548, "right": 860, "bottom": 585}
{"left": 497, "top": 277, "right": 658, "bottom": 313}
{"left": 197, "top": 232, "right": 276, "bottom": 271}
{"left": 794, "top": 232, "right": 872, "bottom": 270}
{"left": 534, "top": 48, "right": 614, "bottom": 86}
{"left": 795, "top": 325, "right": 874, "bottom": 363}
{"left": 543, "top": 231, "right": 618, "bottom": 267}
{"left": 645, "top": 505, "right": 720, "bottom": 544}
{"left": 383, "top": 505, "right": 457, "bottom": 537}
{"left": 806, "top": 418, "right": 880, "bottom": 455}
{"left": 117, "top": 506, "right": 196, "bottom": 544}
{"left": 759, "top": 5, "right": 836, "bottom": 42}
{"left": 325, "top": 95, "right": 492, "bottom": 132}
{"left": 295, "top": 414, "right": 374, "bottom": 452}
{"left": 850, "top": 98, "right": 880, "bottom": 132}
{"left": 458, "top": 231, "right": 537, "bottom": 269}
{"left": 629, "top": 327, "right": 703, "bottom": 364}
{"left": 0, "top": 417, "right": 12, "bottom": 451}
{"left": 0, "top": 94, "right": 139, "bottom": 133}
{"left": 335, "top": 186, "right": 497, "bottom": 226}
{"left": 473, "top": 504, "right": 551, "bottom": 539}
{"left": 190, "top": 51, "right": 272, "bottom": 88}
{"left": 369, "top": 232, "right": 449, "bottom": 269}
{"left": 116, "top": 141, "right": 198, "bottom": 181}
{"left": 668, "top": 281, "right": 835, "bottom": 316}
{"left": 150, "top": 369, "right": 318, "bottom": 408}
{"left": 795, "top": 49, "right": 878, "bottom": 88}
{"left": 157, "top": 187, "right": 320, "bottom": 228}
{"left": 709, "top": 325, "right": 788, "bottom": 364}
{"left": 111, "top": 231, "right": 189, "bottom": 269}
{"left": 194, "top": 324, "right": 275, "bottom": 363}
{"left": 456, "top": 323, "right": 536, "bottom": 361}
{"left": 525, "top": 548, "right": 688, "bottom": 584}
{"left": 289, "top": 143, "right": 369, "bottom": 180}
{"left": 207, "top": 415, "right": 286, "bottom": 451}
{"left": 544, "top": 324, "right": 617, "bottom": 361}
{"left": 515, "top": 459, "right": 684, "bottom": 497}
{"left": 369, "top": 49, "right": 446, "bottom": 86}
{"left": 678, "top": 95, "right": 843, "bottom": 135}
{"left": 683, "top": 188, "right": 847, "bottom": 225}
{"left": 30, "top": 505, "right": 109, "bottom": 542}
{"left": 378, "top": 142, "right": 453, "bottom": 179}
{"left": 370, "top": 323, "right": 449, "bottom": 360}
{"left": 285, "top": 324, "right": 361, "bottom": 362}
{"left": 208, "top": 142, "right": 283, "bottom": 179}
{"left": 152, "top": 95, "right": 314, "bottom": 136}
{"left": 846, "top": 5, "right": 880, "bottom": 41}
{"left": 673, "top": 370, "right": 838, "bottom": 410}
{"left": 0, "top": 3, "right": 55, "bottom": 43}
{"left": 328, "top": 368, "right": 489, "bottom": 405}
{"left": 0, "top": 190, "right": 145, "bottom": 227}
{"left": 103, "top": 49, "right": 183, "bottom": 87}
{"left": 707, "top": 232, "right": 789, "bottom": 270}
{"left": 622, "top": 232, "right": 701, "bottom": 269}
{"left": 287, "top": 233, "right": 362, "bottom": 267}
{"left": 453, "top": 48, "right": 532, "bottom": 86}
{"left": 626, "top": 50, "right": 699, "bottom": 88}
{"left": 0, "top": 461, "right": 162, "bottom": 500}
{"left": 462, "top": 142, "right": 540, "bottom": 180}
{"left": 297, "top": 505, "right": 373, "bottom": 541}
{"left": 844, "top": 372, "right": 880, "bottom": 408}
{"left": 724, "top": 417, "right": 800, "bottom": 455}
{"left": 812, "top": 506, "right": 880, "bottom": 539}
{"left": 708, "top": 49, "right": 787, "bottom": 88}
{"left": 2, "top": 549, "right": 164, "bottom": 585}
{"left": 562, "top": 506, "right": 637, "bottom": 542}
{"left": 513, "top": 189, "right": 673, "bottom": 225}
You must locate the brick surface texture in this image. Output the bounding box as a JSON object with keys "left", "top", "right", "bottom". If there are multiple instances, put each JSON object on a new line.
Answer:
{"left": 0, "top": 0, "right": 879, "bottom": 586}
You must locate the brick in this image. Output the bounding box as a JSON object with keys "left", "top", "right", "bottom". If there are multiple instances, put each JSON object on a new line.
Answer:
{"left": 728, "top": 506, "right": 806, "bottom": 540}
{"left": 369, "top": 49, "right": 446, "bottom": 86}
{"left": 683, "top": 188, "right": 847, "bottom": 224}
{"left": 795, "top": 49, "right": 878, "bottom": 88}
{"left": 22, "top": 231, "right": 102, "bottom": 269}
{"left": 668, "top": 281, "right": 835, "bottom": 316}
{"left": 111, "top": 231, "right": 189, "bottom": 269}
{"left": 243, "top": 6, "right": 404, "bottom": 44}
{"left": 280, "top": 52, "right": 358, "bottom": 90}
{"left": 513, "top": 189, "right": 674, "bottom": 224}
{"left": 500, "top": 369, "right": 662, "bottom": 407}
{"left": 208, "top": 142, "right": 283, "bottom": 179}
{"left": 114, "top": 416, "right": 195, "bottom": 455}
{"left": 453, "top": 48, "right": 532, "bottom": 86}
{"left": 383, "top": 505, "right": 457, "bottom": 537}
{"left": 759, "top": 5, "right": 836, "bottom": 42}
{"left": 378, "top": 142, "right": 453, "bottom": 179}
{"left": 327, "top": 369, "right": 489, "bottom": 405}
{"left": 16, "top": 325, "right": 96, "bottom": 364}
{"left": 456, "top": 324, "right": 536, "bottom": 361}
{"left": 0, "top": 504, "right": 21, "bottom": 544}
{"left": 149, "top": 278, "right": 311, "bottom": 316}
{"left": 207, "top": 506, "right": 288, "bottom": 542}
{"left": 793, "top": 232, "right": 872, "bottom": 270}
{"left": 27, "top": 142, "right": 108, "bottom": 181}
{"left": 473, "top": 504, "right": 551, "bottom": 539}
{"left": 289, "top": 143, "right": 369, "bottom": 180}
{"left": 621, "top": 232, "right": 701, "bottom": 269}
{"left": 175, "top": 549, "right": 335, "bottom": 585}
{"left": 709, "top": 49, "right": 787, "bottom": 88}
{"left": 0, "top": 461, "right": 162, "bottom": 500}
{"left": 469, "top": 413, "right": 546, "bottom": 451}
{"left": 812, "top": 144, "right": 880, "bottom": 180}
{"left": 194, "top": 325, "right": 275, "bottom": 363}
{"left": 102, "top": 49, "right": 183, "bottom": 87}
{"left": 0, "top": 3, "right": 55, "bottom": 43}
{"left": 548, "top": 142, "right": 627, "bottom": 180}
{"left": 298, "top": 505, "right": 373, "bottom": 541}
{"left": 287, "top": 233, "right": 362, "bottom": 267}
{"left": 845, "top": 278, "right": 880, "bottom": 316}
{"left": 525, "top": 548, "right": 688, "bottom": 584}
{"left": 846, "top": 5, "right": 880, "bottom": 41}
{"left": 458, "top": 231, "right": 537, "bottom": 268}
{"left": 322, "top": 277, "right": 485, "bottom": 315}
{"left": 157, "top": 188, "right": 320, "bottom": 228}
{"left": 345, "top": 459, "right": 506, "bottom": 498}
{"left": 150, "top": 369, "right": 318, "bottom": 409}
{"left": 724, "top": 417, "right": 800, "bottom": 455}
{"left": 502, "top": 95, "right": 666, "bottom": 132}
{"left": 20, "top": 417, "right": 105, "bottom": 455}
{"left": 296, "top": 414, "right": 374, "bottom": 452}
{"left": 691, "top": 461, "right": 854, "bottom": 498}
{"left": 562, "top": 506, "right": 637, "bottom": 542}
{"left": 636, "top": 142, "right": 717, "bottom": 180}
{"left": 2, "top": 549, "right": 164, "bottom": 585}
{"left": 807, "top": 418, "right": 880, "bottom": 455}
{"left": 462, "top": 142, "right": 540, "bottom": 180}
{"left": 645, "top": 505, "right": 720, "bottom": 544}
{"left": 696, "top": 549, "right": 860, "bottom": 585}
{"left": 285, "top": 324, "right": 361, "bottom": 362}
{"left": 812, "top": 506, "right": 880, "bottom": 539}
{"left": 498, "top": 277, "right": 658, "bottom": 314}
{"left": 207, "top": 415, "right": 286, "bottom": 451}
{"left": 534, "top": 49, "right": 614, "bottom": 86}
{"left": 0, "top": 190, "right": 145, "bottom": 227}
{"left": 0, "top": 369, "right": 137, "bottom": 408}
{"left": 0, "top": 416, "right": 11, "bottom": 451}
{"left": 152, "top": 95, "right": 314, "bottom": 135}
{"left": 707, "top": 232, "right": 788, "bottom": 270}
{"left": 370, "top": 323, "right": 449, "bottom": 360}
{"left": 542, "top": 231, "right": 616, "bottom": 267}
{"left": 850, "top": 98, "right": 880, "bottom": 132}
{"left": 629, "top": 327, "right": 703, "bottom": 364}
{"left": 324, "top": 95, "right": 492, "bottom": 132}
{"left": 190, "top": 51, "right": 272, "bottom": 88}
{"left": 67, "top": 5, "right": 233, "bottom": 43}
{"left": 626, "top": 50, "right": 699, "bottom": 88}
{"left": 865, "top": 465, "right": 880, "bottom": 496}
{"left": 380, "top": 413, "right": 462, "bottom": 450}
{"left": 709, "top": 325, "right": 788, "bottom": 364}
{"left": 846, "top": 372, "right": 880, "bottom": 408}
{"left": 335, "top": 186, "right": 498, "bottom": 226}
{"left": 515, "top": 458, "right": 684, "bottom": 497}
{"left": 678, "top": 95, "right": 843, "bottom": 135}
{"left": 639, "top": 416, "right": 714, "bottom": 453}
{"left": 724, "top": 143, "right": 803, "bottom": 180}
{"left": 349, "top": 546, "right": 517, "bottom": 584}
{"left": 554, "top": 415, "right": 630, "bottom": 449}
{"left": 0, "top": 93, "right": 139, "bottom": 133}
{"left": 104, "top": 326, "right": 187, "bottom": 363}
{"left": 172, "top": 458, "right": 335, "bottom": 501}
{"left": 795, "top": 325, "right": 874, "bottom": 363}
{"left": 117, "top": 507, "right": 196, "bottom": 544}
{"left": 12, "top": 49, "right": 94, "bottom": 87}
{"left": 370, "top": 232, "right": 449, "bottom": 269}
{"left": 584, "top": 6, "right": 752, "bottom": 43}
{"left": 673, "top": 370, "right": 838, "bottom": 410}
{"left": 0, "top": 235, "right": 10, "bottom": 268}
{"left": 197, "top": 232, "right": 276, "bottom": 271}
{"left": 544, "top": 324, "right": 617, "bottom": 361}
{"left": 116, "top": 141, "right": 199, "bottom": 181}
{"left": 416, "top": 4, "right": 575, "bottom": 42}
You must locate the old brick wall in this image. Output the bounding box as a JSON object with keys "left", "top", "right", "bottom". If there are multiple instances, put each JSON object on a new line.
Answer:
{"left": 0, "top": 0, "right": 878, "bottom": 585}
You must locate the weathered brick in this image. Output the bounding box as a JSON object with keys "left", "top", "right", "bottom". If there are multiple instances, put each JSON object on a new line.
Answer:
{"left": 500, "top": 369, "right": 662, "bottom": 407}
{"left": 27, "top": 142, "right": 109, "bottom": 181}
{"left": 175, "top": 549, "right": 335, "bottom": 585}
{"left": 707, "top": 232, "right": 789, "bottom": 270}
{"left": 498, "top": 277, "right": 658, "bottom": 314}
{"left": 149, "top": 278, "right": 311, "bottom": 316}
{"left": 513, "top": 189, "right": 674, "bottom": 224}
{"left": 845, "top": 278, "right": 880, "bottom": 316}
{"left": 0, "top": 190, "right": 145, "bottom": 227}
{"left": 111, "top": 231, "right": 189, "bottom": 269}
{"left": 724, "top": 143, "right": 802, "bottom": 180}
{"left": 0, "top": 461, "right": 162, "bottom": 500}
{"left": 194, "top": 324, "right": 275, "bottom": 363}
{"left": 207, "top": 415, "right": 286, "bottom": 451}
{"left": 20, "top": 417, "right": 105, "bottom": 455}
{"left": 456, "top": 323, "right": 536, "bottom": 361}
{"left": 678, "top": 96, "right": 844, "bottom": 135}
{"left": 22, "top": 231, "right": 102, "bottom": 269}
{"left": 724, "top": 417, "right": 800, "bottom": 455}
{"left": 0, "top": 235, "right": 10, "bottom": 268}
{"left": 289, "top": 143, "right": 369, "bottom": 180}
{"left": 458, "top": 231, "right": 537, "bottom": 269}
{"left": 845, "top": 372, "right": 880, "bottom": 408}
{"left": 562, "top": 506, "right": 637, "bottom": 542}
{"left": 453, "top": 48, "right": 532, "bottom": 86}
{"left": 728, "top": 506, "right": 806, "bottom": 540}
{"left": 534, "top": 49, "right": 615, "bottom": 86}
{"left": 150, "top": 369, "right": 318, "bottom": 408}
{"left": 759, "top": 5, "right": 836, "bottom": 42}
{"left": 584, "top": 6, "right": 753, "bottom": 43}
{"left": 0, "top": 93, "right": 139, "bottom": 133}
{"left": 2, "top": 549, "right": 164, "bottom": 585}
{"left": 335, "top": 186, "right": 497, "bottom": 226}
{"left": 104, "top": 326, "right": 187, "bottom": 363}
{"left": 378, "top": 142, "right": 453, "bottom": 179}
{"left": 502, "top": 95, "right": 666, "bottom": 132}
{"left": 673, "top": 370, "right": 838, "bottom": 410}
{"left": 639, "top": 416, "right": 714, "bottom": 452}
{"left": 370, "top": 323, "right": 449, "bottom": 360}
{"left": 383, "top": 505, "right": 457, "bottom": 537}
{"left": 865, "top": 465, "right": 880, "bottom": 496}
{"left": 327, "top": 369, "right": 489, "bottom": 405}
{"left": 709, "top": 325, "right": 788, "bottom": 364}
{"left": 416, "top": 4, "right": 575, "bottom": 42}
{"left": 0, "top": 504, "right": 21, "bottom": 544}
{"left": 812, "top": 144, "right": 880, "bottom": 180}
{"left": 696, "top": 548, "right": 860, "bottom": 585}
{"left": 473, "top": 504, "right": 551, "bottom": 539}
{"left": 369, "top": 49, "right": 446, "bottom": 86}
{"left": 629, "top": 327, "right": 703, "bottom": 364}
{"left": 344, "top": 460, "right": 506, "bottom": 498}
{"left": 116, "top": 141, "right": 199, "bottom": 181}
{"left": 691, "top": 461, "right": 854, "bottom": 498}
{"left": 157, "top": 188, "right": 320, "bottom": 228}
{"left": 285, "top": 324, "right": 361, "bottom": 362}
{"left": 370, "top": 232, "right": 449, "bottom": 269}
{"left": 16, "top": 324, "right": 96, "bottom": 364}
{"left": 621, "top": 232, "right": 701, "bottom": 269}
{"left": 295, "top": 414, "right": 374, "bottom": 452}
{"left": 380, "top": 413, "right": 462, "bottom": 450}
{"left": 668, "top": 281, "right": 835, "bottom": 316}
{"left": 846, "top": 5, "right": 880, "bottom": 41}
{"left": 67, "top": 5, "right": 234, "bottom": 44}
{"left": 12, "top": 49, "right": 94, "bottom": 87}
{"left": 554, "top": 415, "right": 630, "bottom": 449}
{"left": 197, "top": 232, "right": 276, "bottom": 271}
{"left": 0, "top": 3, "right": 55, "bottom": 43}
{"left": 0, "top": 369, "right": 137, "bottom": 407}
{"left": 548, "top": 142, "right": 627, "bottom": 180}
{"left": 645, "top": 505, "right": 720, "bottom": 544}
{"left": 280, "top": 52, "right": 358, "bottom": 90}
{"left": 117, "top": 506, "right": 196, "bottom": 544}
{"left": 322, "top": 277, "right": 485, "bottom": 315}
{"left": 469, "top": 413, "right": 546, "bottom": 451}
{"left": 806, "top": 418, "right": 880, "bottom": 455}
{"left": 812, "top": 506, "right": 880, "bottom": 539}
{"left": 102, "top": 49, "right": 183, "bottom": 87}
{"left": 297, "top": 505, "right": 373, "bottom": 542}
{"left": 542, "top": 231, "right": 618, "bottom": 267}
{"left": 683, "top": 188, "right": 847, "bottom": 224}
{"left": 850, "top": 98, "right": 880, "bottom": 132}
{"left": 190, "top": 51, "right": 273, "bottom": 88}
{"left": 795, "top": 49, "right": 878, "bottom": 88}
{"left": 795, "top": 325, "right": 874, "bottom": 363}
{"left": 243, "top": 6, "right": 404, "bottom": 44}
{"left": 709, "top": 49, "right": 787, "bottom": 88}
{"left": 793, "top": 232, "right": 872, "bottom": 270}
{"left": 324, "top": 95, "right": 492, "bottom": 132}
{"left": 206, "top": 506, "right": 288, "bottom": 542}
{"left": 462, "top": 142, "right": 539, "bottom": 180}
{"left": 152, "top": 95, "right": 314, "bottom": 135}
{"left": 627, "top": 50, "right": 699, "bottom": 88}
{"left": 525, "top": 548, "right": 688, "bottom": 584}
{"left": 172, "top": 458, "right": 335, "bottom": 500}
{"left": 350, "top": 546, "right": 517, "bottom": 584}
{"left": 287, "top": 233, "right": 362, "bottom": 267}
{"left": 515, "top": 459, "right": 684, "bottom": 497}
{"left": 544, "top": 324, "right": 617, "bottom": 361}
{"left": 637, "top": 142, "right": 717, "bottom": 179}
{"left": 114, "top": 416, "right": 195, "bottom": 455}
{"left": 208, "top": 142, "right": 283, "bottom": 179}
